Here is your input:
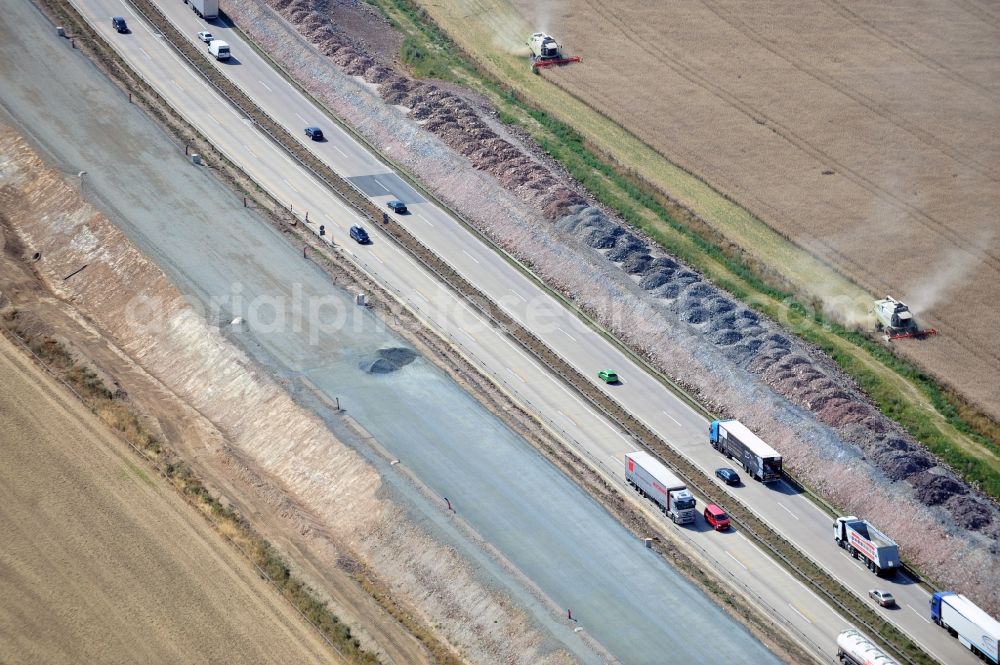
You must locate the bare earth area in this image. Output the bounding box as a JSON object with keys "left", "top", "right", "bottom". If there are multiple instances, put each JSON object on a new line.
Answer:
{"left": 514, "top": 0, "right": 1000, "bottom": 417}
{"left": 0, "top": 335, "right": 339, "bottom": 665}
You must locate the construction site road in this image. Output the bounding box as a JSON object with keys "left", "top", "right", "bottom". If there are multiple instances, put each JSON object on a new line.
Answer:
{"left": 50, "top": 0, "right": 978, "bottom": 663}
{"left": 4, "top": 1, "right": 780, "bottom": 663}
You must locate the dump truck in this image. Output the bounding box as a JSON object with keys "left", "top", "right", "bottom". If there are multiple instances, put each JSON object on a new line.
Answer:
{"left": 709, "top": 419, "right": 782, "bottom": 483}
{"left": 836, "top": 629, "right": 899, "bottom": 665}
{"left": 527, "top": 32, "right": 581, "bottom": 70}
{"left": 834, "top": 517, "right": 899, "bottom": 577}
{"left": 872, "top": 295, "right": 936, "bottom": 341}
{"left": 931, "top": 592, "right": 1000, "bottom": 664}
{"left": 190, "top": 0, "right": 219, "bottom": 20}
{"left": 625, "top": 451, "right": 696, "bottom": 524}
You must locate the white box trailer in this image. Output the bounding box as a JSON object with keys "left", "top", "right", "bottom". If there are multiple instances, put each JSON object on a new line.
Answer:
{"left": 190, "top": 0, "right": 219, "bottom": 20}
{"left": 931, "top": 592, "right": 1000, "bottom": 664}
{"left": 625, "top": 451, "right": 696, "bottom": 524}
{"left": 836, "top": 629, "right": 898, "bottom": 665}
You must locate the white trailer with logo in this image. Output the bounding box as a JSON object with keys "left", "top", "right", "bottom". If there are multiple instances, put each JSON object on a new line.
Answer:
{"left": 625, "top": 451, "right": 696, "bottom": 524}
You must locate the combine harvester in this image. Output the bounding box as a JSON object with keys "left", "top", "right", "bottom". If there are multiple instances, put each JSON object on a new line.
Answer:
{"left": 872, "top": 295, "right": 937, "bottom": 342}
{"left": 527, "top": 33, "right": 581, "bottom": 71}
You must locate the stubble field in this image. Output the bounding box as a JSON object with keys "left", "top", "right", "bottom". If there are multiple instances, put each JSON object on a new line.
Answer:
{"left": 0, "top": 335, "right": 339, "bottom": 665}
{"left": 496, "top": 0, "right": 1000, "bottom": 417}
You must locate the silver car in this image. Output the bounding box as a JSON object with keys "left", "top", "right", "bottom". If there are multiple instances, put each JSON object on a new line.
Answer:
{"left": 197, "top": 31, "right": 214, "bottom": 43}
{"left": 868, "top": 589, "right": 896, "bottom": 607}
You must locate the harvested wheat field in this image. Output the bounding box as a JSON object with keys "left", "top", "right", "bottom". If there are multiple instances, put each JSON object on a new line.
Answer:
{"left": 499, "top": 0, "right": 1000, "bottom": 417}
{"left": 0, "top": 335, "right": 339, "bottom": 665}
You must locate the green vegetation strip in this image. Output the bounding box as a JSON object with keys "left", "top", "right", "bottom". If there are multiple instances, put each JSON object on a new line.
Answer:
{"left": 372, "top": 0, "right": 1000, "bottom": 503}
{"left": 43, "top": 0, "right": 937, "bottom": 661}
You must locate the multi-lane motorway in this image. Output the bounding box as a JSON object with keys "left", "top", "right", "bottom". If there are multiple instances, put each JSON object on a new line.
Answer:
{"left": 62, "top": 0, "right": 979, "bottom": 663}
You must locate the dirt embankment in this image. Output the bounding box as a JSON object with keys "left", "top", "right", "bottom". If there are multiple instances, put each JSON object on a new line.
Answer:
{"left": 0, "top": 124, "right": 570, "bottom": 665}
{"left": 0, "top": 336, "right": 341, "bottom": 665}
{"left": 226, "top": 0, "right": 999, "bottom": 613}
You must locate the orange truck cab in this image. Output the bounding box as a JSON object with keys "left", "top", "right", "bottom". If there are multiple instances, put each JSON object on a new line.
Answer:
{"left": 704, "top": 504, "right": 731, "bottom": 531}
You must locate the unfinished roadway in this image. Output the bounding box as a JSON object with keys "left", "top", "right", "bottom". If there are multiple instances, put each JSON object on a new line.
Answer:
{"left": 5, "top": 0, "right": 982, "bottom": 663}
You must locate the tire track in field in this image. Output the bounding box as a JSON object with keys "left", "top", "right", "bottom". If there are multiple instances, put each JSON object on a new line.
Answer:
{"left": 577, "top": 0, "right": 1000, "bottom": 276}
{"left": 822, "top": 0, "right": 1000, "bottom": 102}
{"left": 948, "top": 0, "right": 1000, "bottom": 30}
{"left": 697, "top": 0, "right": 1000, "bottom": 181}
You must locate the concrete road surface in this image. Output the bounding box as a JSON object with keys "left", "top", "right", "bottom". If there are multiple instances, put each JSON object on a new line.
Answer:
{"left": 16, "top": 0, "right": 984, "bottom": 662}
{"left": 0, "top": 1, "right": 789, "bottom": 663}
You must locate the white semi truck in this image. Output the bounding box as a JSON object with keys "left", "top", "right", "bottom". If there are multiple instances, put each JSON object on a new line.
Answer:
{"left": 836, "top": 629, "right": 898, "bottom": 665}
{"left": 625, "top": 451, "right": 696, "bottom": 524}
{"left": 709, "top": 419, "right": 782, "bottom": 482}
{"left": 190, "top": 0, "right": 219, "bottom": 20}
{"left": 833, "top": 516, "right": 900, "bottom": 577}
{"left": 931, "top": 592, "right": 1000, "bottom": 664}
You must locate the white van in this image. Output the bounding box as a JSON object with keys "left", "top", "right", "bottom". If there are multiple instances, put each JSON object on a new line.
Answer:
{"left": 208, "top": 40, "right": 230, "bottom": 61}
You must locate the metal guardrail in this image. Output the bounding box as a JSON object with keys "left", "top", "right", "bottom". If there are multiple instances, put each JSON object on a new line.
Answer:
{"left": 61, "top": 2, "right": 933, "bottom": 663}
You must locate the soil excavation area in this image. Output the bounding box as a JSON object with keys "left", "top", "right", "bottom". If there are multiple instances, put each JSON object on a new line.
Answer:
{"left": 513, "top": 0, "right": 1000, "bottom": 418}
{"left": 0, "top": 335, "right": 339, "bottom": 665}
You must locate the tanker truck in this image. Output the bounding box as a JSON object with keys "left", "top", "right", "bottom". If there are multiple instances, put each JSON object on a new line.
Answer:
{"left": 837, "top": 629, "right": 899, "bottom": 665}
{"left": 834, "top": 517, "right": 900, "bottom": 577}
{"left": 625, "top": 451, "right": 696, "bottom": 525}
{"left": 930, "top": 592, "right": 1000, "bottom": 664}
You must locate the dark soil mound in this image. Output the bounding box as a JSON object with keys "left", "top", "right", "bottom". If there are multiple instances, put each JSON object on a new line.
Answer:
{"left": 358, "top": 347, "right": 418, "bottom": 374}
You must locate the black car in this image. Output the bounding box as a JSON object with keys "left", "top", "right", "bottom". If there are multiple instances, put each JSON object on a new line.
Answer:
{"left": 349, "top": 225, "right": 370, "bottom": 244}
{"left": 386, "top": 199, "right": 408, "bottom": 214}
{"left": 715, "top": 467, "right": 741, "bottom": 486}
{"left": 112, "top": 16, "right": 129, "bottom": 33}
{"left": 304, "top": 126, "right": 325, "bottom": 141}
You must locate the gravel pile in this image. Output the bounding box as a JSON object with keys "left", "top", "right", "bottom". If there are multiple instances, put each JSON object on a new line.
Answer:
{"left": 358, "top": 347, "right": 417, "bottom": 374}
{"left": 556, "top": 207, "right": 998, "bottom": 537}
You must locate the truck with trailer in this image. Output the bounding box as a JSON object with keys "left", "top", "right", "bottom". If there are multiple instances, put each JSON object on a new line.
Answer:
{"left": 625, "top": 451, "right": 696, "bottom": 525}
{"left": 833, "top": 517, "right": 900, "bottom": 577}
{"left": 930, "top": 592, "right": 1000, "bottom": 664}
{"left": 190, "top": 0, "right": 219, "bottom": 20}
{"left": 836, "top": 629, "right": 898, "bottom": 665}
{"left": 709, "top": 419, "right": 782, "bottom": 483}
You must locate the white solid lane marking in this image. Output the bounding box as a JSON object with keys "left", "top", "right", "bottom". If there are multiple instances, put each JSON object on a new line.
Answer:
{"left": 462, "top": 250, "right": 480, "bottom": 264}
{"left": 788, "top": 604, "right": 812, "bottom": 624}
{"left": 258, "top": 80, "right": 273, "bottom": 93}
{"left": 908, "top": 604, "right": 931, "bottom": 623}
{"left": 662, "top": 410, "right": 681, "bottom": 426}
{"left": 558, "top": 327, "right": 577, "bottom": 342}
{"left": 725, "top": 551, "right": 748, "bottom": 570}
{"left": 778, "top": 503, "right": 800, "bottom": 520}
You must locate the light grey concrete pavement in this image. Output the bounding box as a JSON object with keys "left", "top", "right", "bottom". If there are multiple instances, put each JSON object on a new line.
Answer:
{"left": 1, "top": 1, "right": 790, "bottom": 663}
{"left": 37, "top": 0, "right": 983, "bottom": 662}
